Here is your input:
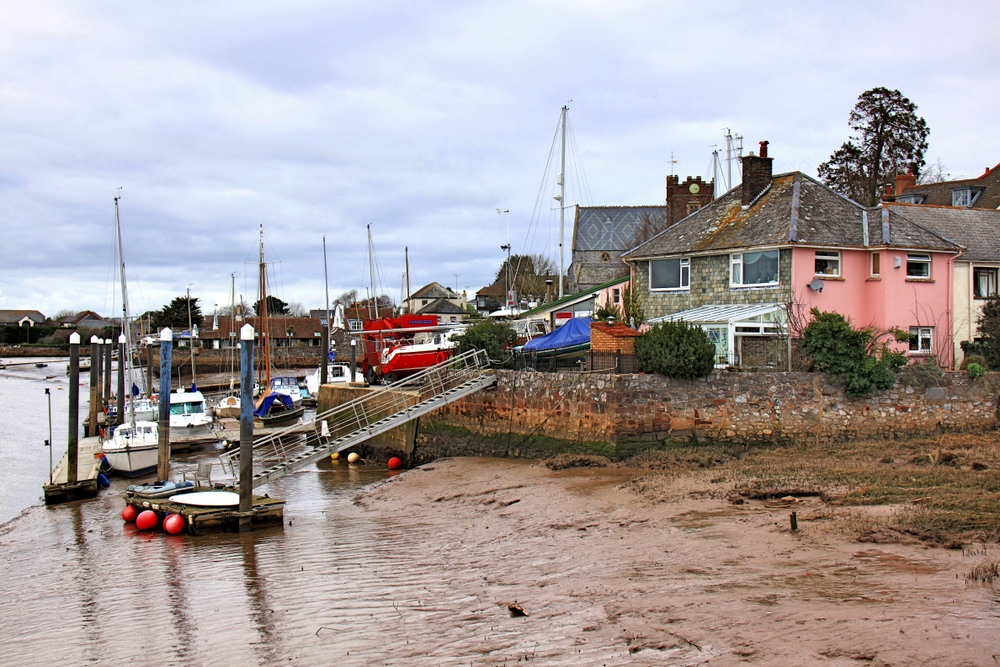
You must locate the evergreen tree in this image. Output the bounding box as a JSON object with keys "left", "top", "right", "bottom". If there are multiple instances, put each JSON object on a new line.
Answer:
{"left": 152, "top": 296, "right": 203, "bottom": 329}
{"left": 635, "top": 321, "right": 716, "bottom": 379}
{"left": 254, "top": 295, "right": 289, "bottom": 316}
{"left": 974, "top": 297, "right": 1000, "bottom": 370}
{"left": 818, "top": 87, "right": 929, "bottom": 206}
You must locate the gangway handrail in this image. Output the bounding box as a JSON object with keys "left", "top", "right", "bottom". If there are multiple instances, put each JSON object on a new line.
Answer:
{"left": 220, "top": 348, "right": 495, "bottom": 487}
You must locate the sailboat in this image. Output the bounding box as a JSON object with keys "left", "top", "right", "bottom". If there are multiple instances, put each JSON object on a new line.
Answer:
{"left": 102, "top": 195, "right": 159, "bottom": 477}
{"left": 214, "top": 274, "right": 241, "bottom": 418}
{"left": 253, "top": 226, "right": 304, "bottom": 427}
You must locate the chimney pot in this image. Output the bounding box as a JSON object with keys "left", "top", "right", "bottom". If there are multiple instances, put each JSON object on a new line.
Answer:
{"left": 759, "top": 141, "right": 769, "bottom": 158}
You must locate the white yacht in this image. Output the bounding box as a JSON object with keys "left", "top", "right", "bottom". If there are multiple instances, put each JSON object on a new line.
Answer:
{"left": 305, "top": 363, "right": 365, "bottom": 397}
{"left": 103, "top": 421, "right": 159, "bottom": 477}
{"left": 169, "top": 388, "right": 215, "bottom": 442}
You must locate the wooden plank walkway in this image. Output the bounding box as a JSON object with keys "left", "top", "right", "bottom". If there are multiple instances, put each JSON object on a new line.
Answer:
{"left": 43, "top": 436, "right": 103, "bottom": 504}
{"left": 125, "top": 493, "right": 285, "bottom": 535}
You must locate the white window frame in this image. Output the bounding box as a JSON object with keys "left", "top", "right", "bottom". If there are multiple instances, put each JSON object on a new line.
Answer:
{"left": 906, "top": 253, "right": 931, "bottom": 279}
{"left": 731, "top": 249, "right": 780, "bottom": 287}
{"left": 348, "top": 319, "right": 363, "bottom": 331}
{"left": 952, "top": 189, "right": 971, "bottom": 207}
{"left": 649, "top": 257, "right": 690, "bottom": 291}
{"left": 814, "top": 250, "right": 841, "bottom": 277}
{"left": 870, "top": 252, "right": 881, "bottom": 277}
{"left": 612, "top": 288, "right": 621, "bottom": 304}
{"left": 909, "top": 326, "right": 933, "bottom": 353}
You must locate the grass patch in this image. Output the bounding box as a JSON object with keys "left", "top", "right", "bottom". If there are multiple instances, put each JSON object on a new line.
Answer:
{"left": 624, "top": 432, "right": 1000, "bottom": 547}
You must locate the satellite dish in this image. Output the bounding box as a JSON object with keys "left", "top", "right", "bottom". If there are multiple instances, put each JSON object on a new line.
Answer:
{"left": 808, "top": 278, "right": 824, "bottom": 292}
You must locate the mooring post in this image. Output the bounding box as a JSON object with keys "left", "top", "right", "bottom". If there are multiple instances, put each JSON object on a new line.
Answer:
{"left": 146, "top": 341, "right": 153, "bottom": 397}
{"left": 350, "top": 338, "right": 357, "bottom": 383}
{"left": 790, "top": 511, "right": 798, "bottom": 532}
{"left": 103, "top": 338, "right": 113, "bottom": 406}
{"left": 157, "top": 328, "right": 173, "bottom": 481}
{"left": 320, "top": 324, "right": 329, "bottom": 387}
{"left": 117, "top": 334, "right": 126, "bottom": 426}
{"left": 88, "top": 336, "right": 100, "bottom": 437}
{"left": 239, "top": 323, "right": 255, "bottom": 531}
{"left": 67, "top": 333, "right": 81, "bottom": 485}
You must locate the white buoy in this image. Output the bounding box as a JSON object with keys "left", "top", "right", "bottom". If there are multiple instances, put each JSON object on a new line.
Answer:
{"left": 347, "top": 452, "right": 360, "bottom": 464}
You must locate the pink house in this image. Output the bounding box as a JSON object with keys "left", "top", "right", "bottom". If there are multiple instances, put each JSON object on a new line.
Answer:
{"left": 624, "top": 143, "right": 961, "bottom": 367}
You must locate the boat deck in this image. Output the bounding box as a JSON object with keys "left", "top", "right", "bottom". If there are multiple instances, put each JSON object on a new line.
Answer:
{"left": 43, "top": 436, "right": 103, "bottom": 505}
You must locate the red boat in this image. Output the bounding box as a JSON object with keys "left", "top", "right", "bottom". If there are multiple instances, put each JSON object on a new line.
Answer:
{"left": 359, "top": 315, "right": 461, "bottom": 383}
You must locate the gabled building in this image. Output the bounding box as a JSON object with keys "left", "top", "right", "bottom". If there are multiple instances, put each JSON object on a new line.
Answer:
{"left": 405, "top": 282, "right": 463, "bottom": 315}
{"left": 56, "top": 310, "right": 115, "bottom": 330}
{"left": 0, "top": 310, "right": 45, "bottom": 327}
{"left": 892, "top": 165, "right": 1000, "bottom": 209}
{"left": 416, "top": 298, "right": 468, "bottom": 324}
{"left": 623, "top": 142, "right": 962, "bottom": 367}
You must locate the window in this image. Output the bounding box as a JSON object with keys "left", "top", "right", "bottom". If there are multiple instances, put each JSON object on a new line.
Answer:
{"left": 906, "top": 254, "right": 931, "bottom": 278}
{"left": 686, "top": 202, "right": 700, "bottom": 215}
{"left": 731, "top": 250, "right": 779, "bottom": 286}
{"left": 952, "top": 189, "right": 971, "bottom": 207}
{"left": 974, "top": 267, "right": 998, "bottom": 298}
{"left": 348, "top": 319, "right": 363, "bottom": 331}
{"left": 909, "top": 327, "right": 933, "bottom": 352}
{"left": 612, "top": 288, "right": 621, "bottom": 304}
{"left": 870, "top": 252, "right": 880, "bottom": 277}
{"left": 814, "top": 251, "right": 840, "bottom": 276}
{"left": 896, "top": 194, "right": 926, "bottom": 205}
{"left": 650, "top": 257, "right": 690, "bottom": 290}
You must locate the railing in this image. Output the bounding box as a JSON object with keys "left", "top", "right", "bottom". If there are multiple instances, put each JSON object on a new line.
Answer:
{"left": 219, "top": 348, "right": 493, "bottom": 483}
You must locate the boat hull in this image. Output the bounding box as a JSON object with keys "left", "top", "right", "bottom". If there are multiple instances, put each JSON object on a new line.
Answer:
{"left": 103, "top": 445, "right": 158, "bottom": 477}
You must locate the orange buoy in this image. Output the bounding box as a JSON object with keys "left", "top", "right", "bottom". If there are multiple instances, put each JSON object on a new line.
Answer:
{"left": 121, "top": 505, "right": 138, "bottom": 522}
{"left": 163, "top": 513, "right": 185, "bottom": 535}
{"left": 135, "top": 510, "right": 159, "bottom": 531}
{"left": 387, "top": 456, "right": 402, "bottom": 470}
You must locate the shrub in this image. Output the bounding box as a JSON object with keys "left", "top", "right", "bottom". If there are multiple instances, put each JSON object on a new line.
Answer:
{"left": 959, "top": 353, "right": 988, "bottom": 371}
{"left": 621, "top": 283, "right": 645, "bottom": 328}
{"left": 897, "top": 358, "right": 943, "bottom": 389}
{"left": 454, "top": 320, "right": 516, "bottom": 362}
{"left": 636, "top": 320, "right": 716, "bottom": 379}
{"left": 799, "top": 309, "right": 908, "bottom": 398}
{"left": 975, "top": 297, "right": 1000, "bottom": 370}
{"left": 594, "top": 303, "right": 623, "bottom": 322}
{"left": 968, "top": 363, "right": 985, "bottom": 381}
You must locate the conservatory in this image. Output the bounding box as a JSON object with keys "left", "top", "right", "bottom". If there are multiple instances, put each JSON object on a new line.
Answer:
{"left": 648, "top": 303, "right": 788, "bottom": 368}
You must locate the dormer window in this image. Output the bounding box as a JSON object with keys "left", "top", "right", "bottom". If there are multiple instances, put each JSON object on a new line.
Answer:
{"left": 896, "top": 194, "right": 926, "bottom": 205}
{"left": 952, "top": 188, "right": 982, "bottom": 207}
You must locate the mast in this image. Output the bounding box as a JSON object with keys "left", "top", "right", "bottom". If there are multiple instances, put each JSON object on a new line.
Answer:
{"left": 228, "top": 273, "right": 236, "bottom": 386}
{"left": 367, "top": 225, "right": 380, "bottom": 319}
{"left": 405, "top": 246, "right": 411, "bottom": 313}
{"left": 258, "top": 224, "right": 271, "bottom": 389}
{"left": 186, "top": 286, "right": 196, "bottom": 385}
{"left": 558, "top": 105, "right": 567, "bottom": 299}
{"left": 114, "top": 194, "right": 135, "bottom": 428}
{"left": 323, "top": 235, "right": 331, "bottom": 332}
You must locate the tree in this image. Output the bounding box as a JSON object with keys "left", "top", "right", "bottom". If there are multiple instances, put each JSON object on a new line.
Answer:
{"left": 974, "top": 297, "right": 1000, "bottom": 370}
{"left": 799, "top": 309, "right": 908, "bottom": 398}
{"left": 621, "top": 283, "right": 645, "bottom": 327}
{"left": 630, "top": 209, "right": 668, "bottom": 248}
{"left": 286, "top": 301, "right": 307, "bottom": 317}
{"left": 495, "top": 254, "right": 557, "bottom": 301}
{"left": 454, "top": 320, "right": 516, "bottom": 362}
{"left": 918, "top": 157, "right": 949, "bottom": 185}
{"left": 333, "top": 289, "right": 358, "bottom": 308}
{"left": 254, "top": 295, "right": 289, "bottom": 317}
{"left": 818, "top": 87, "right": 929, "bottom": 206}
{"left": 636, "top": 320, "right": 716, "bottom": 379}
{"left": 152, "top": 296, "right": 204, "bottom": 330}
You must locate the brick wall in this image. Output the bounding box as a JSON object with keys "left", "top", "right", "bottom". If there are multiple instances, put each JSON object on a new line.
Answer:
{"left": 635, "top": 250, "right": 792, "bottom": 321}
{"left": 423, "top": 369, "right": 1000, "bottom": 448}
{"left": 590, "top": 323, "right": 639, "bottom": 353}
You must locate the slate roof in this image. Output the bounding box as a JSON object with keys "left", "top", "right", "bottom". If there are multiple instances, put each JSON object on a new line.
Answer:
{"left": 0, "top": 310, "right": 45, "bottom": 325}
{"left": 622, "top": 172, "right": 960, "bottom": 260}
{"left": 519, "top": 276, "right": 628, "bottom": 319}
{"left": 572, "top": 206, "right": 667, "bottom": 251}
{"left": 411, "top": 282, "right": 459, "bottom": 300}
{"left": 883, "top": 204, "right": 1000, "bottom": 262}
{"left": 416, "top": 298, "right": 466, "bottom": 315}
{"left": 200, "top": 316, "right": 324, "bottom": 340}
{"left": 900, "top": 164, "right": 1000, "bottom": 209}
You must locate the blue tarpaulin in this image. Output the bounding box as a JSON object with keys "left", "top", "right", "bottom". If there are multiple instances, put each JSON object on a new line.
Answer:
{"left": 254, "top": 393, "right": 294, "bottom": 418}
{"left": 523, "top": 317, "right": 591, "bottom": 351}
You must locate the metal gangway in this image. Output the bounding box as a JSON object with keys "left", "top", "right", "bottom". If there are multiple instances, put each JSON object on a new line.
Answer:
{"left": 220, "top": 348, "right": 496, "bottom": 489}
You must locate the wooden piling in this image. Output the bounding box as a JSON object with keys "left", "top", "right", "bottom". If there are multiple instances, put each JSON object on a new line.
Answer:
{"left": 88, "top": 336, "right": 100, "bottom": 438}
{"left": 320, "top": 324, "right": 329, "bottom": 387}
{"left": 67, "top": 333, "right": 80, "bottom": 485}
{"left": 239, "top": 323, "right": 255, "bottom": 531}
{"left": 103, "top": 338, "right": 112, "bottom": 403}
{"left": 157, "top": 328, "right": 172, "bottom": 481}
{"left": 790, "top": 511, "right": 798, "bottom": 532}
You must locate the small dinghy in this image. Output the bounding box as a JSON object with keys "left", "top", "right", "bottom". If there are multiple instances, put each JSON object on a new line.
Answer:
{"left": 168, "top": 491, "right": 240, "bottom": 507}
{"left": 126, "top": 480, "right": 195, "bottom": 500}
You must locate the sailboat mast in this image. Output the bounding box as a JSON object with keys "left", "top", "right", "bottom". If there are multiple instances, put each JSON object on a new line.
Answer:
{"left": 405, "top": 246, "right": 411, "bottom": 313}
{"left": 114, "top": 194, "right": 135, "bottom": 428}
{"left": 323, "top": 235, "right": 331, "bottom": 331}
{"left": 258, "top": 224, "right": 271, "bottom": 388}
{"left": 228, "top": 273, "right": 236, "bottom": 383}
{"left": 558, "top": 105, "right": 567, "bottom": 299}
{"left": 368, "top": 225, "right": 380, "bottom": 319}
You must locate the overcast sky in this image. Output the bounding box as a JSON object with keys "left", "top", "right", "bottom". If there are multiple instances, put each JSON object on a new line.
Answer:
{"left": 3, "top": 1, "right": 998, "bottom": 318}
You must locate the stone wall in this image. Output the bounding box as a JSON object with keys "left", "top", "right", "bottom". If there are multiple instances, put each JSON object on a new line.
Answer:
{"left": 635, "top": 250, "right": 792, "bottom": 321}
{"left": 418, "top": 369, "right": 1000, "bottom": 456}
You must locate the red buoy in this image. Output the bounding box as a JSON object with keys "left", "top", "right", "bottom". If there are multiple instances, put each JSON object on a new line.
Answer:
{"left": 121, "top": 505, "right": 138, "bottom": 522}
{"left": 387, "top": 456, "right": 402, "bottom": 470}
{"left": 163, "top": 513, "right": 185, "bottom": 535}
{"left": 135, "top": 510, "right": 159, "bottom": 531}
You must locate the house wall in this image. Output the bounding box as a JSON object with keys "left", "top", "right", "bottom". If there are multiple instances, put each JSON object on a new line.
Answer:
{"left": 635, "top": 249, "right": 792, "bottom": 321}
{"left": 791, "top": 247, "right": 955, "bottom": 365}
{"left": 954, "top": 261, "right": 1000, "bottom": 365}
{"left": 594, "top": 279, "right": 629, "bottom": 311}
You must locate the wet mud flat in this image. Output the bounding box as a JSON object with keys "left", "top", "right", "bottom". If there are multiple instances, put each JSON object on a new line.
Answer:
{"left": 1, "top": 456, "right": 998, "bottom": 666}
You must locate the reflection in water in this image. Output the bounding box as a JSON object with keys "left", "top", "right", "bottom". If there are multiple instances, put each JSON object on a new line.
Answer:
{"left": 69, "top": 504, "right": 102, "bottom": 660}
{"left": 162, "top": 536, "right": 195, "bottom": 662}
{"left": 240, "top": 533, "right": 279, "bottom": 665}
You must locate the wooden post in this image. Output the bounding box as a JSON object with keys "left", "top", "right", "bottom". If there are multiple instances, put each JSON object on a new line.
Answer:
{"left": 157, "top": 328, "right": 173, "bottom": 481}
{"left": 88, "top": 336, "right": 100, "bottom": 437}
{"left": 239, "top": 323, "right": 255, "bottom": 531}
{"left": 320, "top": 324, "right": 329, "bottom": 387}
{"left": 350, "top": 338, "right": 357, "bottom": 383}
{"left": 67, "top": 333, "right": 80, "bottom": 485}
{"left": 790, "top": 511, "right": 798, "bottom": 532}
{"left": 116, "top": 334, "right": 126, "bottom": 426}
{"left": 103, "top": 338, "right": 113, "bottom": 405}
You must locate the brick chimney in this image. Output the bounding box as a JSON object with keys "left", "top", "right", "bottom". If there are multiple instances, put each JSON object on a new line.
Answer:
{"left": 741, "top": 141, "right": 773, "bottom": 205}
{"left": 894, "top": 172, "right": 917, "bottom": 195}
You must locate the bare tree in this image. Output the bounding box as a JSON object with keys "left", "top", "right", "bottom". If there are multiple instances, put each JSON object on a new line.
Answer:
{"left": 286, "top": 301, "right": 307, "bottom": 317}
{"left": 631, "top": 209, "right": 668, "bottom": 248}
{"left": 917, "top": 158, "right": 950, "bottom": 185}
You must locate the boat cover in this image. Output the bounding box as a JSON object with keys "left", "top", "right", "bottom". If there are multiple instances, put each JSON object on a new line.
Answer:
{"left": 523, "top": 317, "right": 591, "bottom": 351}
{"left": 254, "top": 392, "right": 294, "bottom": 418}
